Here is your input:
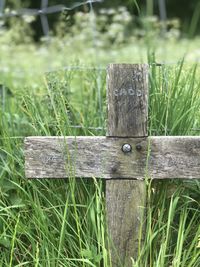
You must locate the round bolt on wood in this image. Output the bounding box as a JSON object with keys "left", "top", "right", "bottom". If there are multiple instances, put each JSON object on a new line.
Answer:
{"left": 122, "top": 143, "right": 132, "bottom": 153}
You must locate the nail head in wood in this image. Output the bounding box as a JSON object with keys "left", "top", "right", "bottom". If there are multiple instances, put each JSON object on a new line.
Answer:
{"left": 136, "top": 143, "right": 142, "bottom": 151}
{"left": 122, "top": 143, "right": 132, "bottom": 153}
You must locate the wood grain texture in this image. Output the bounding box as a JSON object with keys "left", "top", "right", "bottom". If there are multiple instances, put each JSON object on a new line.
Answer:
{"left": 106, "top": 64, "right": 148, "bottom": 266}
{"left": 107, "top": 64, "right": 148, "bottom": 137}
{"left": 106, "top": 180, "right": 146, "bottom": 267}
{"left": 149, "top": 136, "right": 200, "bottom": 179}
{"left": 25, "top": 136, "right": 146, "bottom": 179}
{"left": 25, "top": 136, "right": 200, "bottom": 180}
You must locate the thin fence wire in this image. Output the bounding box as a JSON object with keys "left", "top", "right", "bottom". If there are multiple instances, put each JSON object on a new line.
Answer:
{"left": 45, "top": 60, "right": 200, "bottom": 77}
{"left": 0, "top": 0, "right": 168, "bottom": 38}
{"left": 0, "top": 0, "right": 103, "bottom": 16}
{"left": 45, "top": 61, "right": 200, "bottom": 73}
{"left": 0, "top": 0, "right": 103, "bottom": 36}
{"left": 0, "top": 59, "right": 200, "bottom": 75}
{"left": 1, "top": 0, "right": 200, "bottom": 72}
{"left": 1, "top": 127, "right": 200, "bottom": 140}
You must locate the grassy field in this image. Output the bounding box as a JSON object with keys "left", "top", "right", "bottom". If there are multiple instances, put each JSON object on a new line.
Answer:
{"left": 1, "top": 12, "right": 200, "bottom": 267}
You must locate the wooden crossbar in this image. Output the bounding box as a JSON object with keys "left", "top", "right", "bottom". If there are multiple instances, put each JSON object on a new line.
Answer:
{"left": 25, "top": 136, "right": 200, "bottom": 179}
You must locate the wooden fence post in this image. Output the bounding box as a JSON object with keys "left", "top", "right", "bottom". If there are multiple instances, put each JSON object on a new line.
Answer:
{"left": 25, "top": 62, "right": 200, "bottom": 266}
{"left": 106, "top": 64, "right": 148, "bottom": 266}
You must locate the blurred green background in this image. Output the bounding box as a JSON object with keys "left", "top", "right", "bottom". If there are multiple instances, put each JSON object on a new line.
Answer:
{"left": 3, "top": 0, "right": 200, "bottom": 39}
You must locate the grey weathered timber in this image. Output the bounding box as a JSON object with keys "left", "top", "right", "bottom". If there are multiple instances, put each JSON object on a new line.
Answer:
{"left": 25, "top": 63, "right": 200, "bottom": 267}
{"left": 25, "top": 136, "right": 200, "bottom": 179}
{"left": 106, "top": 180, "right": 146, "bottom": 266}
{"left": 106, "top": 64, "right": 147, "bottom": 267}
{"left": 107, "top": 64, "right": 148, "bottom": 137}
{"left": 25, "top": 136, "right": 145, "bottom": 179}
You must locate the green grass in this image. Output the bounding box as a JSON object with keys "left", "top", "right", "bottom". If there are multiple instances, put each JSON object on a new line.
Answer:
{"left": 0, "top": 34, "right": 200, "bottom": 266}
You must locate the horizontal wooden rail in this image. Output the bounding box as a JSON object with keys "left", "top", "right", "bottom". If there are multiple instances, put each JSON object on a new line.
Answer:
{"left": 25, "top": 136, "right": 200, "bottom": 179}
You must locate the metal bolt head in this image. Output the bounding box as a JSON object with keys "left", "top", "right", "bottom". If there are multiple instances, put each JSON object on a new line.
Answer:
{"left": 122, "top": 143, "right": 132, "bottom": 153}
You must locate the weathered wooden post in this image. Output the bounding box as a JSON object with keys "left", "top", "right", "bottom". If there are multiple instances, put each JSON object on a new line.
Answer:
{"left": 106, "top": 64, "right": 147, "bottom": 266}
{"left": 25, "top": 63, "right": 200, "bottom": 266}
{"left": 25, "top": 63, "right": 148, "bottom": 266}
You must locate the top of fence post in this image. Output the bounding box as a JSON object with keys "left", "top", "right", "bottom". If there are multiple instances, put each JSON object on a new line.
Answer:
{"left": 107, "top": 63, "right": 148, "bottom": 137}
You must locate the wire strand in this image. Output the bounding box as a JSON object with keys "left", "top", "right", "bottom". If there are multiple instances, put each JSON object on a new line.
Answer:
{"left": 0, "top": 0, "right": 103, "bottom": 18}
{"left": 1, "top": 127, "right": 200, "bottom": 140}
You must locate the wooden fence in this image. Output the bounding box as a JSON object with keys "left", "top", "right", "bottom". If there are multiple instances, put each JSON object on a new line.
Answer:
{"left": 25, "top": 64, "right": 200, "bottom": 266}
